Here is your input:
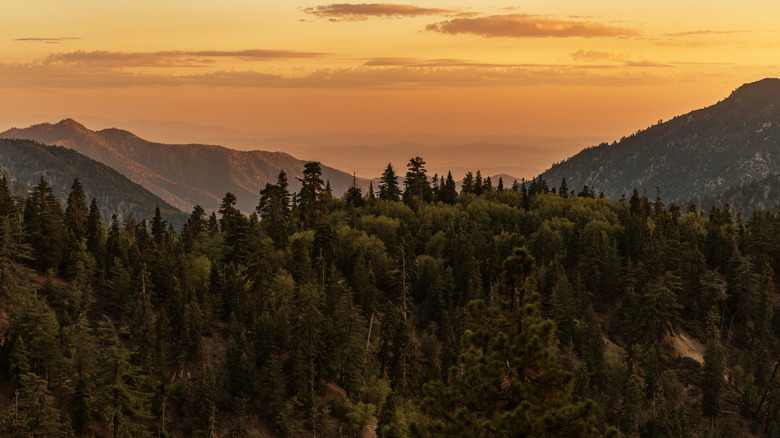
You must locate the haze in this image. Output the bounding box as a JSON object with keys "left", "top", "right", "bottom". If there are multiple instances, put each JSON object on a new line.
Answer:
{"left": 3, "top": 0, "right": 778, "bottom": 179}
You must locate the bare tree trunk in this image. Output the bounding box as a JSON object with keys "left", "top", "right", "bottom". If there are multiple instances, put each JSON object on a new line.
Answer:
{"left": 364, "top": 311, "right": 375, "bottom": 373}
{"left": 401, "top": 237, "right": 408, "bottom": 323}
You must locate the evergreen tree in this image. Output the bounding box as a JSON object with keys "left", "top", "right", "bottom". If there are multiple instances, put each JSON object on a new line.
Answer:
{"left": 23, "top": 177, "right": 66, "bottom": 271}
{"left": 345, "top": 173, "right": 364, "bottom": 208}
{"left": 65, "top": 178, "right": 88, "bottom": 241}
{"left": 559, "top": 178, "right": 569, "bottom": 198}
{"left": 219, "top": 193, "right": 250, "bottom": 264}
{"left": 461, "top": 171, "right": 474, "bottom": 195}
{"left": 17, "top": 372, "right": 66, "bottom": 437}
{"left": 298, "top": 162, "right": 326, "bottom": 228}
{"left": 257, "top": 170, "right": 292, "bottom": 248}
{"left": 150, "top": 206, "right": 167, "bottom": 245}
{"left": 94, "top": 317, "right": 152, "bottom": 437}
{"left": 379, "top": 163, "right": 401, "bottom": 202}
{"left": 701, "top": 339, "right": 725, "bottom": 429}
{"left": 86, "top": 197, "right": 105, "bottom": 260}
{"left": 181, "top": 204, "right": 206, "bottom": 251}
{"left": 402, "top": 156, "right": 431, "bottom": 204}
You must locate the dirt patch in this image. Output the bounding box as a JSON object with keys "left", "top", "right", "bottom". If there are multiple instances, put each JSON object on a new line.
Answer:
{"left": 670, "top": 331, "right": 705, "bottom": 365}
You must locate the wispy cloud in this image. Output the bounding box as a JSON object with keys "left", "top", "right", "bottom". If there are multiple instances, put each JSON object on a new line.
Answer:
{"left": 304, "top": 3, "right": 454, "bottom": 21}
{"left": 363, "top": 57, "right": 558, "bottom": 68}
{"left": 14, "top": 37, "right": 80, "bottom": 44}
{"left": 41, "top": 49, "right": 328, "bottom": 68}
{"left": 0, "top": 61, "right": 686, "bottom": 90}
{"left": 570, "top": 49, "right": 626, "bottom": 62}
{"left": 426, "top": 14, "right": 638, "bottom": 38}
{"left": 571, "top": 50, "right": 672, "bottom": 68}
{"left": 664, "top": 30, "right": 747, "bottom": 37}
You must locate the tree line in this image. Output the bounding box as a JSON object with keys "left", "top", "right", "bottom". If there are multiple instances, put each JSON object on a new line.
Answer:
{"left": 0, "top": 157, "right": 779, "bottom": 437}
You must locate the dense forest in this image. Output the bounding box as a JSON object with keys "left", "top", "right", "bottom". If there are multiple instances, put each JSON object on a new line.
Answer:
{"left": 1, "top": 157, "right": 779, "bottom": 437}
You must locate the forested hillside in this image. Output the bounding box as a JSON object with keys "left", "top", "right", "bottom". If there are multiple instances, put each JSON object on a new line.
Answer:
{"left": 1, "top": 159, "right": 779, "bottom": 437}
{"left": 1, "top": 119, "right": 365, "bottom": 214}
{"left": 542, "top": 78, "right": 780, "bottom": 209}
{"left": 0, "top": 138, "right": 185, "bottom": 227}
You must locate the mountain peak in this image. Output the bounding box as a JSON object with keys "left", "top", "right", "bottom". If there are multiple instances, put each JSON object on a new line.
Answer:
{"left": 541, "top": 79, "right": 780, "bottom": 210}
{"left": 728, "top": 77, "right": 780, "bottom": 100}
{"left": 55, "top": 118, "right": 88, "bottom": 130}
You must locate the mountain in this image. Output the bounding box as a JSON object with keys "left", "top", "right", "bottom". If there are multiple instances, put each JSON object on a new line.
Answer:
{"left": 541, "top": 78, "right": 780, "bottom": 207}
{"left": 701, "top": 173, "right": 780, "bottom": 214}
{"left": 1, "top": 119, "right": 365, "bottom": 214}
{"left": 0, "top": 138, "right": 186, "bottom": 226}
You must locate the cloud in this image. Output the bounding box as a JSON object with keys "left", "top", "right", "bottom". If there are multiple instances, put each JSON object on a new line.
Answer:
{"left": 363, "top": 57, "right": 558, "bottom": 68}
{"left": 41, "top": 49, "right": 328, "bottom": 68}
{"left": 426, "top": 14, "right": 638, "bottom": 38}
{"left": 624, "top": 60, "right": 672, "bottom": 68}
{"left": 570, "top": 50, "right": 672, "bottom": 68}
{"left": 0, "top": 59, "right": 687, "bottom": 90}
{"left": 14, "top": 37, "right": 80, "bottom": 44}
{"left": 570, "top": 50, "right": 626, "bottom": 62}
{"left": 664, "top": 30, "right": 747, "bottom": 37}
{"left": 304, "top": 3, "right": 454, "bottom": 21}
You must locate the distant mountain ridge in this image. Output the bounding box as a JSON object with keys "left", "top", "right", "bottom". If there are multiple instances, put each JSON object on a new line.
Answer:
{"left": 1, "top": 119, "right": 365, "bottom": 214}
{"left": 0, "top": 138, "right": 185, "bottom": 226}
{"left": 541, "top": 78, "right": 780, "bottom": 210}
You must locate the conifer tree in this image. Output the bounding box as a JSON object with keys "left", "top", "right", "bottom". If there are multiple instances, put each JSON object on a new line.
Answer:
{"left": 460, "top": 171, "right": 475, "bottom": 196}
{"left": 379, "top": 163, "right": 401, "bottom": 202}
{"left": 345, "top": 173, "right": 364, "bottom": 207}
{"left": 17, "top": 372, "right": 65, "bottom": 437}
{"left": 560, "top": 177, "right": 569, "bottom": 198}
{"left": 150, "top": 206, "right": 167, "bottom": 245}
{"left": 65, "top": 178, "right": 88, "bottom": 241}
{"left": 257, "top": 170, "right": 292, "bottom": 247}
{"left": 23, "top": 177, "right": 66, "bottom": 271}
{"left": 86, "top": 197, "right": 105, "bottom": 260}
{"left": 298, "top": 162, "right": 326, "bottom": 228}
{"left": 701, "top": 339, "right": 725, "bottom": 429}
{"left": 402, "top": 156, "right": 431, "bottom": 204}
{"left": 94, "top": 317, "right": 152, "bottom": 437}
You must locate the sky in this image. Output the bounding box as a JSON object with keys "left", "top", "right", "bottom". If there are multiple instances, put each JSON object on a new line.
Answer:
{"left": 2, "top": 1, "right": 780, "bottom": 178}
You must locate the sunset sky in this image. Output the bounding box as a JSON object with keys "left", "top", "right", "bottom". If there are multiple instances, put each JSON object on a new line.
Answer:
{"left": 3, "top": 1, "right": 780, "bottom": 177}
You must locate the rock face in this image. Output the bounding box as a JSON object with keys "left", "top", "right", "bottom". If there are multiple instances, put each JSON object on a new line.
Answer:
{"left": 2, "top": 119, "right": 364, "bottom": 214}
{"left": 541, "top": 78, "right": 780, "bottom": 209}
{"left": 0, "top": 138, "right": 185, "bottom": 226}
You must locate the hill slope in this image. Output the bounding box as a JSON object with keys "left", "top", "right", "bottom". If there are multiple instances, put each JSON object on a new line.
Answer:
{"left": 1, "top": 119, "right": 364, "bottom": 214}
{"left": 0, "top": 138, "right": 185, "bottom": 225}
{"left": 541, "top": 78, "right": 780, "bottom": 206}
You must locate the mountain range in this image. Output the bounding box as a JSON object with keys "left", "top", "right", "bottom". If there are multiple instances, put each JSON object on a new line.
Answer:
{"left": 541, "top": 78, "right": 780, "bottom": 211}
{"left": 1, "top": 119, "right": 365, "bottom": 214}
{"left": 5, "top": 78, "right": 780, "bottom": 217}
{"left": 0, "top": 138, "right": 186, "bottom": 226}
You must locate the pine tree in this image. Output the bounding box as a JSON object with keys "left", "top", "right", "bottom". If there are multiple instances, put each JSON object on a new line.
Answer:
{"left": 86, "top": 197, "right": 105, "bottom": 261}
{"left": 150, "top": 206, "right": 167, "bottom": 245}
{"left": 461, "top": 171, "right": 474, "bottom": 195}
{"left": 559, "top": 178, "right": 569, "bottom": 198}
{"left": 378, "top": 163, "right": 401, "bottom": 202}
{"left": 345, "top": 173, "right": 364, "bottom": 208}
{"left": 94, "top": 317, "right": 152, "bottom": 437}
{"left": 257, "top": 170, "right": 292, "bottom": 248}
{"left": 701, "top": 339, "right": 725, "bottom": 429}
{"left": 17, "top": 372, "right": 65, "bottom": 437}
{"left": 65, "top": 178, "right": 88, "bottom": 241}
{"left": 421, "top": 292, "right": 601, "bottom": 436}
{"left": 181, "top": 204, "right": 206, "bottom": 251}
{"left": 298, "top": 162, "right": 326, "bottom": 228}
{"left": 402, "top": 156, "right": 431, "bottom": 204}
{"left": 219, "top": 193, "right": 250, "bottom": 264}
{"left": 23, "top": 177, "right": 66, "bottom": 271}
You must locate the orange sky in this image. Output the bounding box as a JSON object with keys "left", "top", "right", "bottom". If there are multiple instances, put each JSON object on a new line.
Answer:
{"left": 3, "top": 1, "right": 780, "bottom": 177}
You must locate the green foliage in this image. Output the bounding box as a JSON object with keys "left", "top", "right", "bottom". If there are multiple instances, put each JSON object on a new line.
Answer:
{"left": 4, "top": 157, "right": 780, "bottom": 436}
